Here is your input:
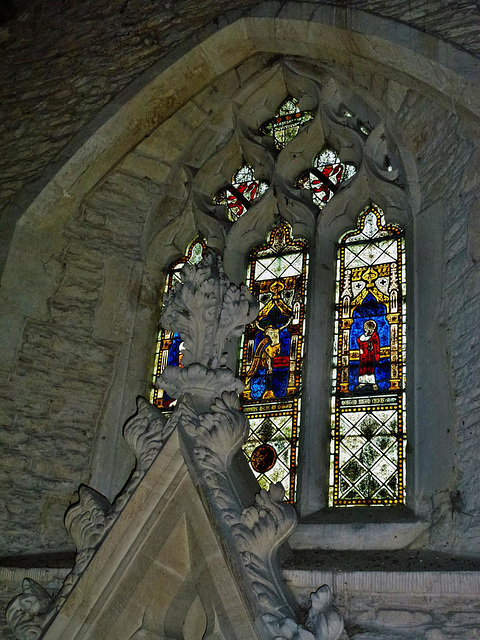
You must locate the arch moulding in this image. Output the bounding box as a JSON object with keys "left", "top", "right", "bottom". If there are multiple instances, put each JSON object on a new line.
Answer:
{"left": 12, "top": 7, "right": 480, "bottom": 236}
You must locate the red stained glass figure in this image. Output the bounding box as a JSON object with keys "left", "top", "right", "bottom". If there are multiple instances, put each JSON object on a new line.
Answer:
{"left": 330, "top": 204, "right": 406, "bottom": 507}
{"left": 356, "top": 319, "right": 381, "bottom": 391}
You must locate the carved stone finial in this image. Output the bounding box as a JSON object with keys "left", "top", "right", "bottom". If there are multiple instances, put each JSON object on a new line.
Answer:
{"left": 123, "top": 396, "right": 170, "bottom": 471}
{"left": 179, "top": 392, "right": 299, "bottom": 629}
{"left": 185, "top": 391, "right": 248, "bottom": 465}
{"left": 7, "top": 250, "right": 344, "bottom": 640}
{"left": 159, "top": 363, "right": 243, "bottom": 414}
{"left": 159, "top": 249, "right": 258, "bottom": 369}
{"left": 157, "top": 250, "right": 344, "bottom": 640}
{"left": 233, "top": 483, "right": 297, "bottom": 564}
{"left": 6, "top": 578, "right": 55, "bottom": 640}
{"left": 305, "top": 587, "right": 344, "bottom": 640}
{"left": 65, "top": 485, "right": 112, "bottom": 554}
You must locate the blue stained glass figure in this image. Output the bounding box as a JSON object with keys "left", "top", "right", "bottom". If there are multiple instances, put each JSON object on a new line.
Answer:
{"left": 167, "top": 332, "right": 183, "bottom": 367}
{"left": 329, "top": 204, "right": 406, "bottom": 507}
{"left": 239, "top": 221, "right": 309, "bottom": 503}
{"left": 349, "top": 293, "right": 391, "bottom": 392}
{"left": 150, "top": 238, "right": 207, "bottom": 409}
{"left": 245, "top": 282, "right": 293, "bottom": 401}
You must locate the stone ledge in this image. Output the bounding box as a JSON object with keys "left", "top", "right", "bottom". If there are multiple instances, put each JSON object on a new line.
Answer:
{"left": 0, "top": 566, "right": 70, "bottom": 586}
{"left": 283, "top": 567, "right": 480, "bottom": 598}
{"left": 284, "top": 550, "right": 480, "bottom": 572}
{"left": 289, "top": 520, "right": 429, "bottom": 550}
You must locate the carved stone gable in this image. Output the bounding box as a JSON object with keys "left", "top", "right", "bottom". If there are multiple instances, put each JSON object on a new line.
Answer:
{"left": 7, "top": 251, "right": 342, "bottom": 640}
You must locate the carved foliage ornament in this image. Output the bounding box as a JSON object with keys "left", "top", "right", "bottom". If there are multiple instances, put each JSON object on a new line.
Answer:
{"left": 6, "top": 579, "right": 55, "bottom": 640}
{"left": 159, "top": 253, "right": 343, "bottom": 640}
{"left": 160, "top": 249, "right": 258, "bottom": 369}
{"left": 6, "top": 397, "right": 173, "bottom": 638}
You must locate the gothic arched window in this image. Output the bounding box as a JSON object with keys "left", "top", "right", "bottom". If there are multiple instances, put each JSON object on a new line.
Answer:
{"left": 148, "top": 65, "right": 412, "bottom": 514}
{"left": 238, "top": 221, "right": 308, "bottom": 503}
{"left": 150, "top": 238, "right": 206, "bottom": 410}
{"left": 329, "top": 204, "right": 406, "bottom": 506}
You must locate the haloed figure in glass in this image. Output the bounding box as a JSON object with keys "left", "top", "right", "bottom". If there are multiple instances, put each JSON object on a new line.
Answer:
{"left": 239, "top": 221, "right": 308, "bottom": 502}
{"left": 348, "top": 291, "right": 391, "bottom": 393}
{"left": 245, "top": 281, "right": 293, "bottom": 400}
{"left": 356, "top": 319, "right": 380, "bottom": 391}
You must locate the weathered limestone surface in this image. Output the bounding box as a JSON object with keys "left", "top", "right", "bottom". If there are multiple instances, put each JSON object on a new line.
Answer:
{"left": 403, "top": 94, "right": 480, "bottom": 552}
{"left": 286, "top": 568, "right": 480, "bottom": 640}
{"left": 1, "top": 3, "right": 480, "bottom": 638}
{"left": 0, "top": 568, "right": 68, "bottom": 640}
{"left": 3, "top": 251, "right": 345, "bottom": 640}
{"left": 1, "top": 43, "right": 479, "bottom": 557}
{"left": 0, "top": 169, "right": 161, "bottom": 556}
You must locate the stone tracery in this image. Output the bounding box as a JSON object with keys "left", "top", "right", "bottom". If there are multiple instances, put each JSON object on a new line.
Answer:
{"left": 144, "top": 58, "right": 411, "bottom": 514}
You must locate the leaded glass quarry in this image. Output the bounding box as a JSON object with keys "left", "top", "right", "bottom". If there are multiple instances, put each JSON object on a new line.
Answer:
{"left": 213, "top": 163, "right": 268, "bottom": 221}
{"left": 259, "top": 96, "right": 315, "bottom": 149}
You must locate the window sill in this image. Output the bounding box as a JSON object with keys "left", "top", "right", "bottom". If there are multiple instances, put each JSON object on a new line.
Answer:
{"left": 290, "top": 508, "right": 429, "bottom": 550}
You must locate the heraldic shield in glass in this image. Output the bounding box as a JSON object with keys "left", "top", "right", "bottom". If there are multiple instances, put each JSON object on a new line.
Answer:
{"left": 213, "top": 163, "right": 268, "bottom": 222}
{"left": 259, "top": 96, "right": 315, "bottom": 150}
{"left": 239, "top": 221, "right": 309, "bottom": 502}
{"left": 330, "top": 204, "right": 406, "bottom": 506}
{"left": 150, "top": 238, "right": 206, "bottom": 410}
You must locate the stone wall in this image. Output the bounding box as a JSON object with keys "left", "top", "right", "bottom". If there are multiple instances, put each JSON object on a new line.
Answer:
{"left": 0, "top": 166, "right": 166, "bottom": 556}
{"left": 3, "top": 48, "right": 479, "bottom": 557}
{"left": 1, "top": 2, "right": 480, "bottom": 557}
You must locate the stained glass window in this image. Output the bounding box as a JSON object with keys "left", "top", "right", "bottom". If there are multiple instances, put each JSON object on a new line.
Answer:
{"left": 259, "top": 96, "right": 315, "bottom": 150}
{"left": 150, "top": 238, "right": 207, "bottom": 410}
{"left": 239, "top": 221, "right": 308, "bottom": 502}
{"left": 213, "top": 164, "right": 268, "bottom": 221}
{"left": 295, "top": 149, "right": 356, "bottom": 209}
{"left": 329, "top": 204, "right": 406, "bottom": 506}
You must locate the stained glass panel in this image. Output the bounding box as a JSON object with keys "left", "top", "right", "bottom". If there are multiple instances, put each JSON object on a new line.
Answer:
{"left": 259, "top": 96, "right": 315, "bottom": 150}
{"left": 329, "top": 204, "right": 406, "bottom": 506}
{"left": 213, "top": 164, "right": 268, "bottom": 221}
{"left": 296, "top": 148, "right": 356, "bottom": 209}
{"left": 150, "top": 238, "right": 207, "bottom": 410}
{"left": 239, "top": 221, "right": 308, "bottom": 502}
